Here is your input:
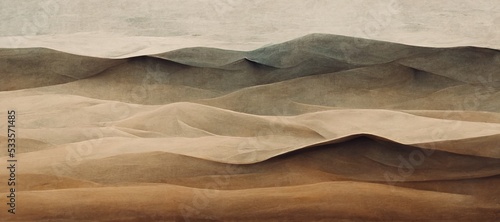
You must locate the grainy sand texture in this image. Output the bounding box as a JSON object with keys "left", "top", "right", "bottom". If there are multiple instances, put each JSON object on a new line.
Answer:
{"left": 0, "top": 0, "right": 499, "bottom": 221}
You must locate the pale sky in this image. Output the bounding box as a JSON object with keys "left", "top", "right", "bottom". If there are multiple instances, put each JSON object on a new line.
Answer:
{"left": 0, "top": 0, "right": 498, "bottom": 55}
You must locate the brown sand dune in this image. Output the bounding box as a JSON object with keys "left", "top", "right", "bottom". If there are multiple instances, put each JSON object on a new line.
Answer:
{"left": 200, "top": 62, "right": 499, "bottom": 114}
{"left": 0, "top": 34, "right": 497, "bottom": 117}
{"left": 17, "top": 137, "right": 500, "bottom": 186}
{"left": 3, "top": 182, "right": 498, "bottom": 221}
{"left": 3, "top": 56, "right": 498, "bottom": 113}
{"left": 5, "top": 98, "right": 500, "bottom": 162}
{"left": 0, "top": 136, "right": 53, "bottom": 156}
{"left": 152, "top": 47, "right": 247, "bottom": 68}
{"left": 7, "top": 142, "right": 497, "bottom": 219}
{"left": 0, "top": 48, "right": 125, "bottom": 91}
{"left": 0, "top": 34, "right": 499, "bottom": 221}
{"left": 403, "top": 110, "right": 500, "bottom": 123}
{"left": 398, "top": 47, "right": 500, "bottom": 85}
{"left": 2, "top": 34, "right": 497, "bottom": 94}
{"left": 0, "top": 174, "right": 101, "bottom": 191}
{"left": 245, "top": 34, "right": 441, "bottom": 68}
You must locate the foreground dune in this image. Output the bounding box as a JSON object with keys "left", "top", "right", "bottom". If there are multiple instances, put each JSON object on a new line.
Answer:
{"left": 0, "top": 34, "right": 499, "bottom": 221}
{"left": 6, "top": 181, "right": 500, "bottom": 221}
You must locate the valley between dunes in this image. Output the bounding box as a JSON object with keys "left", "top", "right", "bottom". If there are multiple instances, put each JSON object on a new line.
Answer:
{"left": 0, "top": 34, "right": 499, "bottom": 221}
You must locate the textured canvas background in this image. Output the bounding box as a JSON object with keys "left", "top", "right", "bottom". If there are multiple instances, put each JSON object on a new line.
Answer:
{"left": 0, "top": 0, "right": 498, "bottom": 51}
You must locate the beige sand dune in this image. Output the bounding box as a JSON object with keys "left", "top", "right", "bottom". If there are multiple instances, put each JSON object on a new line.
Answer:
{"left": 14, "top": 137, "right": 500, "bottom": 186}
{"left": 4, "top": 98, "right": 500, "bottom": 163}
{"left": 1, "top": 34, "right": 499, "bottom": 221}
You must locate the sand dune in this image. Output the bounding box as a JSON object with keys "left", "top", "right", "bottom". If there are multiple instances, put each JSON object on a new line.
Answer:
{"left": 13, "top": 137, "right": 500, "bottom": 187}
{"left": 0, "top": 48, "right": 125, "bottom": 91}
{"left": 6, "top": 98, "right": 500, "bottom": 163}
{"left": 5, "top": 182, "right": 499, "bottom": 221}
{"left": 1, "top": 34, "right": 499, "bottom": 221}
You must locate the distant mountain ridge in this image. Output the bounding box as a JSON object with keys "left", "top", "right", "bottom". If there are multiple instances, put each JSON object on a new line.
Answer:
{"left": 1, "top": 34, "right": 498, "bottom": 91}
